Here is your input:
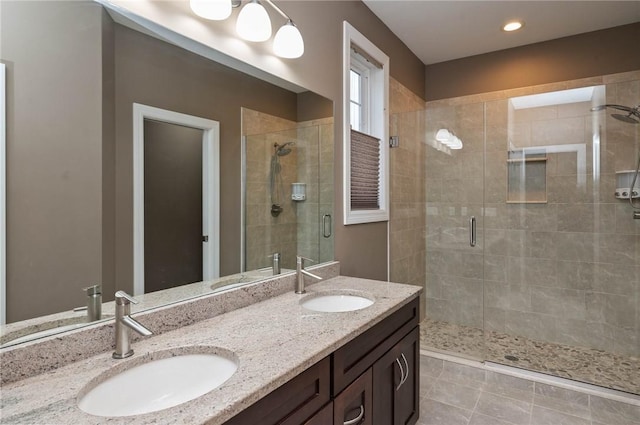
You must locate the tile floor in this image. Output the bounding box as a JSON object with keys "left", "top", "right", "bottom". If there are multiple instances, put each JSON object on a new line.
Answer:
{"left": 416, "top": 354, "right": 640, "bottom": 425}
{"left": 420, "top": 319, "right": 640, "bottom": 395}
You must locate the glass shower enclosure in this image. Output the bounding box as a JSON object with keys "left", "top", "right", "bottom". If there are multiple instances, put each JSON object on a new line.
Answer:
{"left": 420, "top": 74, "right": 639, "bottom": 395}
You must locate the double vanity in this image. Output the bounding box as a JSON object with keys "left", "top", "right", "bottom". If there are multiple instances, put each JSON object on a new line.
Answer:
{"left": 1, "top": 265, "right": 421, "bottom": 425}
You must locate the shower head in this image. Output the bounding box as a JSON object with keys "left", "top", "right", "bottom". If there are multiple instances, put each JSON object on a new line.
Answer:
{"left": 611, "top": 113, "right": 640, "bottom": 124}
{"left": 274, "top": 141, "right": 295, "bottom": 156}
{"left": 591, "top": 103, "right": 640, "bottom": 124}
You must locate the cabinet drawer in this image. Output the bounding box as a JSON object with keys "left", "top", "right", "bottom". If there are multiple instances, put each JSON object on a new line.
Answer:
{"left": 334, "top": 368, "right": 372, "bottom": 425}
{"left": 224, "top": 357, "right": 331, "bottom": 425}
{"left": 303, "top": 402, "right": 333, "bottom": 425}
{"left": 332, "top": 298, "right": 419, "bottom": 395}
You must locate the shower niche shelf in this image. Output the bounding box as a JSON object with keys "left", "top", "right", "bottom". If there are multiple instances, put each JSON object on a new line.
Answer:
{"left": 506, "top": 152, "right": 548, "bottom": 204}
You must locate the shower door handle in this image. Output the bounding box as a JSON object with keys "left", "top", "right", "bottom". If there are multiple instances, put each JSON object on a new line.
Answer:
{"left": 322, "top": 214, "right": 332, "bottom": 238}
{"left": 469, "top": 216, "right": 476, "bottom": 247}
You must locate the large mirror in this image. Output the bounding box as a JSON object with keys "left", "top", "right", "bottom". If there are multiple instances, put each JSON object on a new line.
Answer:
{"left": 0, "top": 0, "right": 334, "bottom": 347}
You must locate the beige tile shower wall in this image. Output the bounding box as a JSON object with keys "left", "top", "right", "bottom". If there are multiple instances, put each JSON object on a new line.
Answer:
{"left": 242, "top": 109, "right": 298, "bottom": 270}
{"left": 389, "top": 78, "right": 427, "bottom": 317}
{"left": 425, "top": 71, "right": 640, "bottom": 357}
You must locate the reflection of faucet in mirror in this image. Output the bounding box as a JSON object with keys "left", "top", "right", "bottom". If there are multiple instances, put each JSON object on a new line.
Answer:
{"left": 72, "top": 285, "right": 102, "bottom": 322}
{"left": 270, "top": 142, "right": 295, "bottom": 217}
{"left": 113, "top": 291, "right": 153, "bottom": 359}
{"left": 295, "top": 256, "right": 322, "bottom": 294}
{"left": 270, "top": 252, "right": 281, "bottom": 275}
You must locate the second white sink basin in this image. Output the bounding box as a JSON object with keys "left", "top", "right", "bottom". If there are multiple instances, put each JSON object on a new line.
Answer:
{"left": 301, "top": 292, "right": 374, "bottom": 313}
{"left": 78, "top": 350, "right": 237, "bottom": 417}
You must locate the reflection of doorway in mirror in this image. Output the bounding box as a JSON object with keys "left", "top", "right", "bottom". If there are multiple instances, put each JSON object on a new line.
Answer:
{"left": 1, "top": 63, "right": 6, "bottom": 325}
{"left": 132, "top": 104, "right": 220, "bottom": 296}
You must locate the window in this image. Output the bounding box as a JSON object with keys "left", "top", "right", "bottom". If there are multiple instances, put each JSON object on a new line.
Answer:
{"left": 349, "top": 56, "right": 369, "bottom": 133}
{"left": 343, "top": 22, "right": 389, "bottom": 225}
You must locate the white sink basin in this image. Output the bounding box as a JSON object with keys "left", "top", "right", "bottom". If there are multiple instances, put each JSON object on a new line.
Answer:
{"left": 78, "top": 351, "right": 237, "bottom": 417}
{"left": 301, "top": 293, "right": 374, "bottom": 313}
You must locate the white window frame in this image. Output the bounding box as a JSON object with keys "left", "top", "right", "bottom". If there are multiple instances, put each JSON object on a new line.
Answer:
{"left": 343, "top": 21, "right": 389, "bottom": 225}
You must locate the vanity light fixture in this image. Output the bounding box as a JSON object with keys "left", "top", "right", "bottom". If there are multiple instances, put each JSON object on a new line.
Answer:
{"left": 189, "top": 0, "right": 233, "bottom": 20}
{"left": 190, "top": 0, "right": 305, "bottom": 59}
{"left": 502, "top": 20, "right": 524, "bottom": 32}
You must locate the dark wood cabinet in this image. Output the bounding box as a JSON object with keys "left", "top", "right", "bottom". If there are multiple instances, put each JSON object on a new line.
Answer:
{"left": 372, "top": 327, "right": 420, "bottom": 425}
{"left": 223, "top": 298, "right": 420, "bottom": 425}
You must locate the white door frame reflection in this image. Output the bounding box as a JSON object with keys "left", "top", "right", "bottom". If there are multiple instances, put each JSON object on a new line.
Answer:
{"left": 132, "top": 103, "right": 220, "bottom": 295}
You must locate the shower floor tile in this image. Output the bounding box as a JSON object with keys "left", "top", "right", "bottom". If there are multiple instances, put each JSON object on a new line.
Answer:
{"left": 420, "top": 319, "right": 640, "bottom": 395}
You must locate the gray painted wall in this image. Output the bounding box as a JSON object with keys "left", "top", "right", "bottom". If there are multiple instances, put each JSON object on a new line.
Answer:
{"left": 1, "top": 1, "right": 105, "bottom": 321}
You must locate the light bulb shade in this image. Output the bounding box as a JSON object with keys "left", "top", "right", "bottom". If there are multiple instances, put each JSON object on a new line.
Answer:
{"left": 273, "top": 21, "right": 304, "bottom": 58}
{"left": 236, "top": 0, "right": 272, "bottom": 42}
{"left": 449, "top": 136, "right": 463, "bottom": 149}
{"left": 435, "top": 129, "right": 451, "bottom": 142}
{"left": 190, "top": 0, "right": 232, "bottom": 20}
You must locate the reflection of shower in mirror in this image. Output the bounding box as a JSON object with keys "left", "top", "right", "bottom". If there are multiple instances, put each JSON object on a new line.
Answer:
{"left": 270, "top": 142, "right": 296, "bottom": 217}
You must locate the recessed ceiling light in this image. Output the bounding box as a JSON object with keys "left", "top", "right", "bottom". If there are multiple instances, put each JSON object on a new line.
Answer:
{"left": 502, "top": 21, "right": 524, "bottom": 32}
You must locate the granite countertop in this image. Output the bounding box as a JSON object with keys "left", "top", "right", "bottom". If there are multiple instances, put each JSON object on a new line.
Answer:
{"left": 0, "top": 276, "right": 421, "bottom": 425}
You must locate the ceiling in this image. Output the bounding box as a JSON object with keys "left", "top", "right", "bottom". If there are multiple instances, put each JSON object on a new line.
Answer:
{"left": 362, "top": 1, "right": 640, "bottom": 65}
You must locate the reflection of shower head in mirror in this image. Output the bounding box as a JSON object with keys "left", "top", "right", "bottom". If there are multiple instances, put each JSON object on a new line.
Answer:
{"left": 274, "top": 141, "right": 295, "bottom": 156}
{"left": 590, "top": 104, "right": 640, "bottom": 124}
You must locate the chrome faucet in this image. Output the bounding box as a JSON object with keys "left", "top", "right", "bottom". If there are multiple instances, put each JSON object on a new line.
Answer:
{"left": 113, "top": 291, "right": 153, "bottom": 359}
{"left": 295, "top": 256, "right": 322, "bottom": 294}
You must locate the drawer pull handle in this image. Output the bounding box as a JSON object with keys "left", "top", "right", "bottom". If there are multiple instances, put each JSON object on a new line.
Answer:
{"left": 344, "top": 405, "right": 365, "bottom": 425}
{"left": 395, "top": 358, "right": 406, "bottom": 391}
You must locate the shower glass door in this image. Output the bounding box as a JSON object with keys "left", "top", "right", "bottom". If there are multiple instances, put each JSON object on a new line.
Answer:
{"left": 423, "top": 101, "right": 487, "bottom": 360}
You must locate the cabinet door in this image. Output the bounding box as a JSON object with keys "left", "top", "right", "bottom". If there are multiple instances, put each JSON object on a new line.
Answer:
{"left": 372, "top": 327, "right": 420, "bottom": 425}
{"left": 395, "top": 327, "right": 419, "bottom": 425}
{"left": 334, "top": 368, "right": 372, "bottom": 425}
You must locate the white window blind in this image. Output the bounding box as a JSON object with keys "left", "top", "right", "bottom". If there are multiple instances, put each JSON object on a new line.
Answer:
{"left": 350, "top": 129, "right": 380, "bottom": 210}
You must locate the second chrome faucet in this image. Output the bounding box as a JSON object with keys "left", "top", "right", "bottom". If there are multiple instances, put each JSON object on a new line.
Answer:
{"left": 113, "top": 291, "right": 152, "bottom": 359}
{"left": 295, "top": 256, "right": 322, "bottom": 294}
